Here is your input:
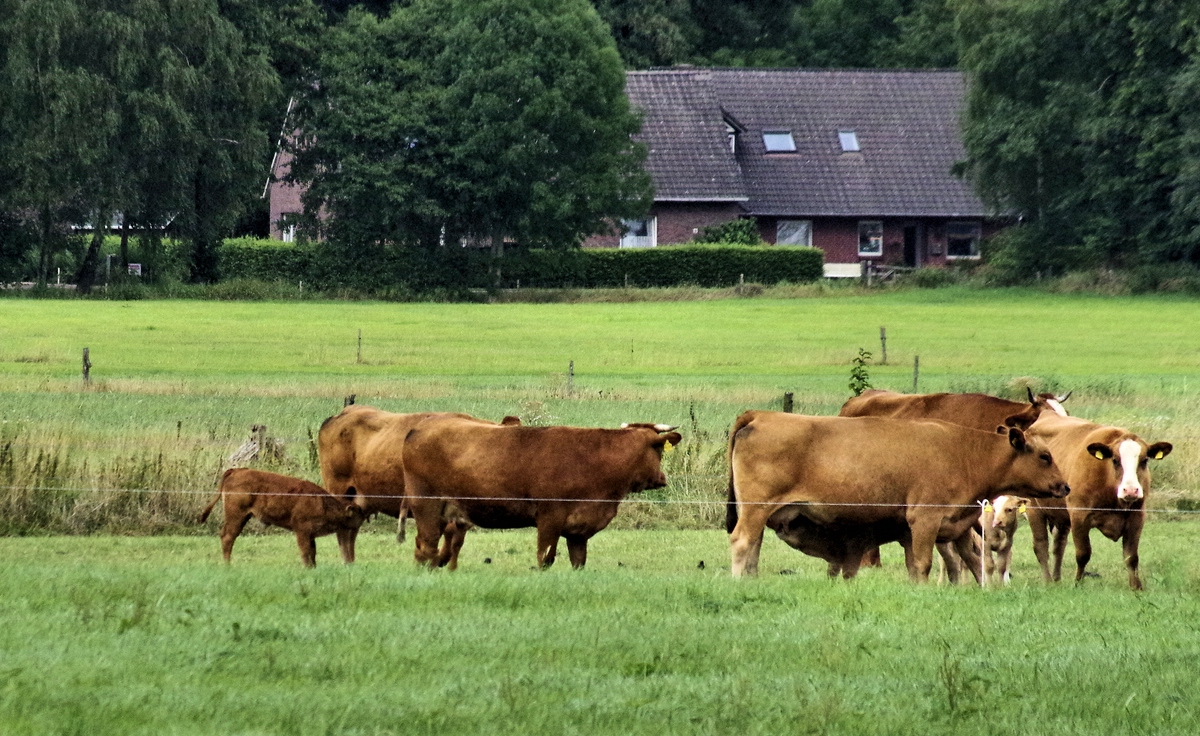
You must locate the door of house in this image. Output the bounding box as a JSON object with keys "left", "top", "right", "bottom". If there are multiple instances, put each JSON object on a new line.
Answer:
{"left": 903, "top": 225, "right": 921, "bottom": 267}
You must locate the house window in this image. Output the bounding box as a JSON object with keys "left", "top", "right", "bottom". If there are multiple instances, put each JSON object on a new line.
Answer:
{"left": 620, "top": 217, "right": 656, "bottom": 249}
{"left": 280, "top": 213, "right": 298, "bottom": 243}
{"left": 839, "top": 130, "right": 860, "bottom": 152}
{"left": 762, "top": 130, "right": 796, "bottom": 153}
{"left": 858, "top": 221, "right": 883, "bottom": 257}
{"left": 726, "top": 122, "right": 737, "bottom": 153}
{"left": 946, "top": 221, "right": 982, "bottom": 259}
{"left": 776, "top": 220, "right": 812, "bottom": 246}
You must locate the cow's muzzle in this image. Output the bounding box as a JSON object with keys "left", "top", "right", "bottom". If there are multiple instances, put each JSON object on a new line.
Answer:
{"left": 1051, "top": 482, "right": 1070, "bottom": 499}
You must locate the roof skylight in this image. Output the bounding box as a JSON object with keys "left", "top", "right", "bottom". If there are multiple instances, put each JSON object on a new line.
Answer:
{"left": 762, "top": 130, "right": 796, "bottom": 153}
{"left": 839, "top": 130, "right": 860, "bottom": 152}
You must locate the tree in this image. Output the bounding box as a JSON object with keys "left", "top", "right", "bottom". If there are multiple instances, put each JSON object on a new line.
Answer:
{"left": 955, "top": 0, "right": 1199, "bottom": 275}
{"left": 289, "top": 0, "right": 652, "bottom": 260}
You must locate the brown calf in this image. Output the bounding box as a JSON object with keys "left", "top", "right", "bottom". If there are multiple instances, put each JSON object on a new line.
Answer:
{"left": 981, "top": 495, "right": 1029, "bottom": 584}
{"left": 198, "top": 468, "right": 366, "bottom": 567}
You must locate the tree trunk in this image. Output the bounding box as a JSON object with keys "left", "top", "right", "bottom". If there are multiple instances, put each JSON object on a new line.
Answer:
{"left": 37, "top": 204, "right": 53, "bottom": 287}
{"left": 490, "top": 236, "right": 504, "bottom": 289}
{"left": 119, "top": 215, "right": 129, "bottom": 270}
{"left": 75, "top": 211, "right": 109, "bottom": 294}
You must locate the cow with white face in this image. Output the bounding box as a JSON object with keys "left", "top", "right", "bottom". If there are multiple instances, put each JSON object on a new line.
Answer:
{"left": 1025, "top": 414, "right": 1172, "bottom": 590}
{"left": 981, "top": 495, "right": 1030, "bottom": 584}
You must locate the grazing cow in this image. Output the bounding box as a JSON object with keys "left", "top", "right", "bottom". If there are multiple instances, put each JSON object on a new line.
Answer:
{"left": 726, "top": 412, "right": 1069, "bottom": 581}
{"left": 402, "top": 418, "right": 681, "bottom": 569}
{"left": 839, "top": 388, "right": 1069, "bottom": 575}
{"left": 1025, "top": 414, "right": 1172, "bottom": 590}
{"left": 981, "top": 495, "right": 1029, "bottom": 584}
{"left": 317, "top": 405, "right": 519, "bottom": 569}
{"left": 197, "top": 468, "right": 366, "bottom": 567}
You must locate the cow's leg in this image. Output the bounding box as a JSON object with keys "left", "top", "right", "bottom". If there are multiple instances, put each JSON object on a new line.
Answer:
{"left": 565, "top": 534, "right": 590, "bottom": 569}
{"left": 443, "top": 522, "right": 469, "bottom": 571}
{"left": 409, "top": 501, "right": 449, "bottom": 568}
{"left": 998, "top": 544, "right": 1013, "bottom": 584}
{"left": 1071, "top": 523, "right": 1094, "bottom": 584}
{"left": 861, "top": 546, "right": 882, "bottom": 568}
{"left": 1122, "top": 514, "right": 1145, "bottom": 591}
{"left": 937, "top": 541, "right": 962, "bottom": 585}
{"left": 1050, "top": 523, "right": 1069, "bottom": 582}
{"left": 1027, "top": 509, "right": 1054, "bottom": 582}
{"left": 730, "top": 505, "right": 772, "bottom": 578}
{"left": 336, "top": 527, "right": 357, "bottom": 564}
{"left": 950, "top": 533, "right": 983, "bottom": 585}
{"left": 905, "top": 515, "right": 941, "bottom": 583}
{"left": 219, "top": 512, "right": 252, "bottom": 563}
{"left": 839, "top": 541, "right": 870, "bottom": 580}
{"left": 536, "top": 522, "right": 563, "bottom": 569}
{"left": 296, "top": 532, "right": 317, "bottom": 568}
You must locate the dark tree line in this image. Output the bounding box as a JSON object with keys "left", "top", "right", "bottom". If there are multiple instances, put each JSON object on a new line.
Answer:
{"left": 3, "top": 0, "right": 1199, "bottom": 287}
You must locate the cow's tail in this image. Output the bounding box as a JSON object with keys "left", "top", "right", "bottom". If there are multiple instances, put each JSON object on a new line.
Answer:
{"left": 725, "top": 411, "right": 757, "bottom": 534}
{"left": 396, "top": 497, "right": 409, "bottom": 544}
{"left": 197, "top": 468, "right": 236, "bottom": 523}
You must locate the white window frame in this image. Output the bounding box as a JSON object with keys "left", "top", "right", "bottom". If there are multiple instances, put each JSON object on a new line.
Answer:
{"left": 858, "top": 221, "right": 883, "bottom": 257}
{"left": 776, "top": 220, "right": 812, "bottom": 246}
{"left": 839, "top": 130, "right": 860, "bottom": 152}
{"left": 946, "top": 221, "right": 982, "bottom": 259}
{"left": 762, "top": 130, "right": 796, "bottom": 153}
{"left": 620, "top": 217, "right": 657, "bottom": 249}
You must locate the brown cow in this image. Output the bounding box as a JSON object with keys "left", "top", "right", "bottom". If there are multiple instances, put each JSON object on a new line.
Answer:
{"left": 1025, "top": 413, "right": 1172, "bottom": 590}
{"left": 317, "top": 405, "right": 519, "bottom": 570}
{"left": 402, "top": 418, "right": 681, "bottom": 569}
{"left": 839, "top": 387, "right": 1069, "bottom": 575}
{"left": 726, "top": 412, "right": 1069, "bottom": 581}
{"left": 197, "top": 468, "right": 366, "bottom": 567}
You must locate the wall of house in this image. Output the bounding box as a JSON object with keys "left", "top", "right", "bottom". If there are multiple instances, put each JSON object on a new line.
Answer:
{"left": 583, "top": 202, "right": 745, "bottom": 248}
{"left": 268, "top": 150, "right": 304, "bottom": 240}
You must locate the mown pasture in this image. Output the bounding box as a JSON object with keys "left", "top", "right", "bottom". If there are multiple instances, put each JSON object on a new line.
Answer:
{"left": 1, "top": 288, "right": 1199, "bottom": 733}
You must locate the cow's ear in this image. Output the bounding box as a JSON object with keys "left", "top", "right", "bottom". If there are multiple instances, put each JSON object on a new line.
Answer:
{"left": 1007, "top": 427, "right": 1027, "bottom": 451}
{"left": 1147, "top": 442, "right": 1172, "bottom": 461}
{"left": 1087, "top": 443, "right": 1114, "bottom": 461}
{"left": 500, "top": 415, "right": 522, "bottom": 426}
{"left": 1027, "top": 387, "right": 1036, "bottom": 404}
{"left": 654, "top": 432, "right": 682, "bottom": 450}
{"left": 1003, "top": 413, "right": 1034, "bottom": 431}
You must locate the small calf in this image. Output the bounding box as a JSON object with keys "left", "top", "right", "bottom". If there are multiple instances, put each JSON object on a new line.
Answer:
{"left": 198, "top": 468, "right": 366, "bottom": 567}
{"left": 981, "top": 495, "right": 1029, "bottom": 584}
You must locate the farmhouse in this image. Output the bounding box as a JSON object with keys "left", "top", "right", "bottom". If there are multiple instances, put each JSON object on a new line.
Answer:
{"left": 590, "top": 67, "right": 997, "bottom": 277}
{"left": 268, "top": 67, "right": 997, "bottom": 277}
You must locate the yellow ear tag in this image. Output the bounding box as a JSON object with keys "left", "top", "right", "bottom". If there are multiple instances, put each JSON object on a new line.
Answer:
{"left": 1155, "top": 451, "right": 1164, "bottom": 460}
{"left": 1018, "top": 503, "right": 1027, "bottom": 515}
{"left": 1094, "top": 451, "right": 1105, "bottom": 459}
{"left": 664, "top": 442, "right": 675, "bottom": 452}
{"left": 983, "top": 501, "right": 993, "bottom": 512}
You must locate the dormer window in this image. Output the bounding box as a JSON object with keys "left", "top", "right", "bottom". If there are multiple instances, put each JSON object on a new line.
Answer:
{"left": 839, "top": 130, "right": 860, "bottom": 152}
{"left": 763, "top": 130, "right": 796, "bottom": 153}
{"left": 726, "top": 122, "right": 737, "bottom": 153}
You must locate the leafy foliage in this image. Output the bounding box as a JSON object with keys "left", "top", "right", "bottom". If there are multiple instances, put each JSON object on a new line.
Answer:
{"left": 288, "top": 0, "right": 652, "bottom": 253}
{"left": 849, "top": 348, "right": 872, "bottom": 396}
{"left": 693, "top": 219, "right": 763, "bottom": 245}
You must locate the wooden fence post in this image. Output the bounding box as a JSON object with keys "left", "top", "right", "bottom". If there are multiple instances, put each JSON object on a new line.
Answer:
{"left": 880, "top": 326, "right": 887, "bottom": 365}
{"left": 568, "top": 360, "right": 574, "bottom": 396}
{"left": 913, "top": 355, "right": 920, "bottom": 393}
{"left": 783, "top": 392, "right": 794, "bottom": 413}
{"left": 357, "top": 329, "right": 362, "bottom": 364}
{"left": 82, "top": 348, "right": 91, "bottom": 384}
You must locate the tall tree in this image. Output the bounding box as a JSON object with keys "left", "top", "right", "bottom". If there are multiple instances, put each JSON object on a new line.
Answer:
{"left": 955, "top": 0, "right": 1198, "bottom": 274}
{"left": 289, "top": 0, "right": 652, "bottom": 257}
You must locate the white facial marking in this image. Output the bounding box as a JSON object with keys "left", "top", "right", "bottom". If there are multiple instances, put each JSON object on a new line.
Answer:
{"left": 1045, "top": 399, "right": 1068, "bottom": 417}
{"left": 1116, "top": 439, "right": 1143, "bottom": 500}
{"left": 991, "top": 496, "right": 1009, "bottom": 527}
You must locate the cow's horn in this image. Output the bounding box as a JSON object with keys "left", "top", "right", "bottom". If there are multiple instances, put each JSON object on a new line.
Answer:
{"left": 654, "top": 424, "right": 678, "bottom": 433}
{"left": 1055, "top": 391, "right": 1072, "bottom": 403}
{"left": 620, "top": 423, "right": 629, "bottom": 428}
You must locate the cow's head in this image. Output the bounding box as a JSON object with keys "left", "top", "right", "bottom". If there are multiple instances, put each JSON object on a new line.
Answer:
{"left": 1002, "top": 427, "right": 1070, "bottom": 499}
{"left": 1028, "top": 388, "right": 1071, "bottom": 418}
{"left": 622, "top": 424, "right": 682, "bottom": 491}
{"left": 1086, "top": 437, "right": 1172, "bottom": 503}
{"left": 989, "top": 495, "right": 1029, "bottom": 530}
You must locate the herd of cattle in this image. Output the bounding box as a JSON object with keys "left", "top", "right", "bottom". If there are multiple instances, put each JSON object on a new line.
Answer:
{"left": 198, "top": 389, "right": 1173, "bottom": 590}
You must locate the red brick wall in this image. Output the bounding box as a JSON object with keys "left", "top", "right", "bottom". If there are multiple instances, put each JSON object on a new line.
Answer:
{"left": 583, "top": 202, "right": 746, "bottom": 248}
{"left": 268, "top": 150, "right": 305, "bottom": 240}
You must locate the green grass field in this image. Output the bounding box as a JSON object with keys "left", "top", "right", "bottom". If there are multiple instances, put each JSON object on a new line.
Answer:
{"left": 3, "top": 527, "right": 1200, "bottom": 735}
{"left": 2, "top": 288, "right": 1200, "bottom": 733}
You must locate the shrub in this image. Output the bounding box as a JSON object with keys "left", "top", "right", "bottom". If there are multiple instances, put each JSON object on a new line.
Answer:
{"left": 693, "top": 218, "right": 764, "bottom": 245}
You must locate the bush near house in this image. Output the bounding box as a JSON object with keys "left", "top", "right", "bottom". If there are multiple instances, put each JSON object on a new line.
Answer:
{"left": 216, "top": 240, "right": 824, "bottom": 290}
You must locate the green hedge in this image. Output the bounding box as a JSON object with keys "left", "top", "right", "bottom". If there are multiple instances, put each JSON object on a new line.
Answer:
{"left": 216, "top": 239, "right": 824, "bottom": 290}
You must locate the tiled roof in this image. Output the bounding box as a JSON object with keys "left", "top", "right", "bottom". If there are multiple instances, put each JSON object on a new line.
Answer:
{"left": 626, "top": 68, "right": 988, "bottom": 218}
{"left": 626, "top": 70, "right": 747, "bottom": 202}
